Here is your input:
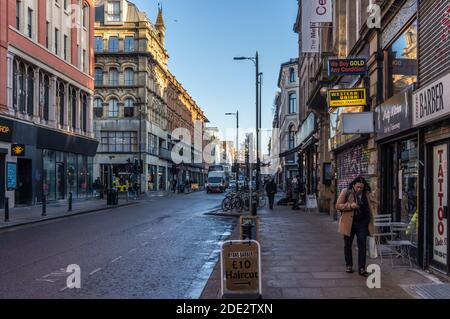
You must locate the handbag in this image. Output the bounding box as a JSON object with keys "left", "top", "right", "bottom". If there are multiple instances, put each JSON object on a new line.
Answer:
{"left": 367, "top": 236, "right": 378, "bottom": 259}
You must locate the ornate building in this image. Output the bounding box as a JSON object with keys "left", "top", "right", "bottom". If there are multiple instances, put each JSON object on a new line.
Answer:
{"left": 0, "top": 0, "right": 98, "bottom": 208}
{"left": 93, "top": 0, "right": 207, "bottom": 192}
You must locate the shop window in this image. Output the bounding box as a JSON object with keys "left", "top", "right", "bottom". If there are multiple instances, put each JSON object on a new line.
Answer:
{"left": 387, "top": 21, "right": 418, "bottom": 97}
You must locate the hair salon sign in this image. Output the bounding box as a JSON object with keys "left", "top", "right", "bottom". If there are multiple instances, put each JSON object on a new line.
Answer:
{"left": 413, "top": 72, "right": 450, "bottom": 127}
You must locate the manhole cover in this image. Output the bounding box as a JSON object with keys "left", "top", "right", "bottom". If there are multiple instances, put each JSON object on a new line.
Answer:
{"left": 412, "top": 283, "right": 450, "bottom": 299}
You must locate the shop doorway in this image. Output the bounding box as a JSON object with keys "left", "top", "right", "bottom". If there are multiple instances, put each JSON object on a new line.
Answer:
{"left": 15, "top": 158, "right": 32, "bottom": 205}
{"left": 56, "top": 162, "right": 65, "bottom": 200}
{"left": 0, "top": 155, "right": 5, "bottom": 209}
{"left": 428, "top": 141, "right": 450, "bottom": 274}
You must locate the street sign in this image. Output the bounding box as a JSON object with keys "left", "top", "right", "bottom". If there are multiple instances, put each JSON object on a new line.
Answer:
{"left": 221, "top": 240, "right": 261, "bottom": 298}
{"left": 240, "top": 216, "right": 259, "bottom": 242}
{"left": 328, "top": 88, "right": 367, "bottom": 107}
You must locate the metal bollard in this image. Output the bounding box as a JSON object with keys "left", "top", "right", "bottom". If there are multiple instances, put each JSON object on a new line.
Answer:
{"left": 42, "top": 195, "right": 47, "bottom": 216}
{"left": 4, "top": 197, "right": 9, "bottom": 222}
{"left": 68, "top": 192, "right": 73, "bottom": 212}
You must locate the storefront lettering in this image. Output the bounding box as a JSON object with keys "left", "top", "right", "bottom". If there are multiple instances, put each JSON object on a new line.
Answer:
{"left": 315, "top": 0, "right": 328, "bottom": 16}
{"left": 437, "top": 150, "right": 445, "bottom": 237}
{"left": 382, "top": 104, "right": 402, "bottom": 123}
{"left": 419, "top": 83, "right": 444, "bottom": 119}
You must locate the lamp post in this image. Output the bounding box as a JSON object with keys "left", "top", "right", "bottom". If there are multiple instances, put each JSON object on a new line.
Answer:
{"left": 234, "top": 52, "right": 261, "bottom": 193}
{"left": 225, "top": 111, "right": 239, "bottom": 189}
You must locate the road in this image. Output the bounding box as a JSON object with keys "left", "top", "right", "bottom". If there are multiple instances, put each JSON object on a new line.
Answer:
{"left": 0, "top": 192, "right": 233, "bottom": 298}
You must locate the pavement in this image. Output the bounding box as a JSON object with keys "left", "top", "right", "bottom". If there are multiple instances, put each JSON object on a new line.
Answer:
{"left": 201, "top": 197, "right": 444, "bottom": 299}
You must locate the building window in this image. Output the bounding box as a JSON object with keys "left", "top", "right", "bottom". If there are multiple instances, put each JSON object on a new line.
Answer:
{"left": 124, "top": 99, "right": 134, "bottom": 117}
{"left": 16, "top": 1, "right": 21, "bottom": 30}
{"left": 94, "top": 36, "right": 103, "bottom": 52}
{"left": 148, "top": 133, "right": 158, "bottom": 155}
{"left": 82, "top": 95, "right": 87, "bottom": 132}
{"left": 289, "top": 93, "right": 297, "bottom": 113}
{"left": 63, "top": 0, "right": 67, "bottom": 10}
{"left": 288, "top": 125, "right": 296, "bottom": 150}
{"left": 83, "top": 49, "right": 87, "bottom": 72}
{"left": 124, "top": 68, "right": 134, "bottom": 86}
{"left": 58, "top": 83, "right": 65, "bottom": 125}
{"left": 107, "top": 1, "right": 121, "bottom": 22}
{"left": 124, "top": 36, "right": 134, "bottom": 52}
{"left": 26, "top": 67, "right": 34, "bottom": 116}
{"left": 27, "top": 8, "right": 32, "bottom": 38}
{"left": 42, "top": 74, "right": 50, "bottom": 121}
{"left": 109, "top": 68, "right": 118, "bottom": 86}
{"left": 94, "top": 98, "right": 103, "bottom": 118}
{"left": 46, "top": 22, "right": 49, "bottom": 48}
{"left": 388, "top": 20, "right": 418, "bottom": 98}
{"left": 71, "top": 89, "right": 77, "bottom": 129}
{"left": 108, "top": 36, "right": 119, "bottom": 52}
{"left": 64, "top": 35, "right": 68, "bottom": 60}
{"left": 100, "top": 131, "right": 138, "bottom": 153}
{"left": 18, "top": 64, "right": 26, "bottom": 113}
{"left": 289, "top": 68, "right": 296, "bottom": 82}
{"left": 94, "top": 68, "right": 103, "bottom": 86}
{"left": 13, "top": 62, "right": 18, "bottom": 110}
{"left": 55, "top": 28, "right": 59, "bottom": 55}
{"left": 83, "top": 5, "right": 89, "bottom": 28}
{"left": 108, "top": 98, "right": 119, "bottom": 117}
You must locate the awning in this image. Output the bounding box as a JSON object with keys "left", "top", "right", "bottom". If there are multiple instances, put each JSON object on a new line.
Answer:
{"left": 279, "top": 144, "right": 301, "bottom": 158}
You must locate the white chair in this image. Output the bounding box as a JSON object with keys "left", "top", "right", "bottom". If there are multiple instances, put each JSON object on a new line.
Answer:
{"left": 373, "top": 214, "right": 396, "bottom": 264}
{"left": 387, "top": 223, "right": 414, "bottom": 268}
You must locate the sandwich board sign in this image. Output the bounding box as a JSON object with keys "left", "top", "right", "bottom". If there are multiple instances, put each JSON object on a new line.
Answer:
{"left": 240, "top": 216, "right": 260, "bottom": 242}
{"left": 306, "top": 194, "right": 318, "bottom": 213}
{"left": 221, "top": 240, "right": 261, "bottom": 299}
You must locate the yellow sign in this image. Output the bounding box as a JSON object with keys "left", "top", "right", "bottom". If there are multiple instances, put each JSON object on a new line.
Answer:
{"left": 11, "top": 144, "right": 25, "bottom": 156}
{"left": 0, "top": 125, "right": 11, "bottom": 134}
{"left": 222, "top": 241, "right": 261, "bottom": 293}
{"left": 328, "top": 88, "right": 367, "bottom": 107}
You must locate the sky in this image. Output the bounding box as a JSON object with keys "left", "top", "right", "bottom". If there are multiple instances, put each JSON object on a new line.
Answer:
{"left": 132, "top": 0, "right": 299, "bottom": 152}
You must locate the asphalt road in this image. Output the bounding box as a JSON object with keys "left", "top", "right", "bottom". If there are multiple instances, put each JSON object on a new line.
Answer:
{"left": 0, "top": 191, "right": 234, "bottom": 299}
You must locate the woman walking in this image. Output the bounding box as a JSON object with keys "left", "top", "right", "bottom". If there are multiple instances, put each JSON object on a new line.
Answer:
{"left": 336, "top": 176, "right": 375, "bottom": 277}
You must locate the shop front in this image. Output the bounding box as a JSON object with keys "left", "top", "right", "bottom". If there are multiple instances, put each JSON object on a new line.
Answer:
{"left": 413, "top": 72, "right": 450, "bottom": 274}
{"left": 376, "top": 86, "right": 421, "bottom": 263}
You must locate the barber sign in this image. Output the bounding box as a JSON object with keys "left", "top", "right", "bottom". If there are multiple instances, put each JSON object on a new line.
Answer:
{"left": 413, "top": 72, "right": 450, "bottom": 127}
{"left": 310, "top": 0, "right": 333, "bottom": 23}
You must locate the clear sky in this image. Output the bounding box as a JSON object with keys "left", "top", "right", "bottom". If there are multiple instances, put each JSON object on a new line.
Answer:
{"left": 132, "top": 0, "right": 298, "bottom": 151}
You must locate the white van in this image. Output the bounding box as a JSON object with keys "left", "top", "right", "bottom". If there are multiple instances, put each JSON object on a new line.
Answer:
{"left": 206, "top": 171, "right": 226, "bottom": 193}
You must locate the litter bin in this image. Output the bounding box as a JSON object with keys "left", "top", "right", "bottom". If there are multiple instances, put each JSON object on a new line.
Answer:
{"left": 107, "top": 190, "right": 118, "bottom": 206}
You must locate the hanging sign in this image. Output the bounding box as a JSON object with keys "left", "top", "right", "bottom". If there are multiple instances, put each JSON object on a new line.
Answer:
{"left": 328, "top": 88, "right": 367, "bottom": 107}
{"left": 310, "top": 0, "right": 333, "bottom": 23}
{"left": 301, "top": 0, "right": 320, "bottom": 53}
{"left": 328, "top": 58, "right": 367, "bottom": 76}
{"left": 11, "top": 144, "right": 25, "bottom": 156}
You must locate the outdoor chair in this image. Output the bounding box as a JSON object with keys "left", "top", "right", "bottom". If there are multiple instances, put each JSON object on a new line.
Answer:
{"left": 386, "top": 223, "right": 414, "bottom": 268}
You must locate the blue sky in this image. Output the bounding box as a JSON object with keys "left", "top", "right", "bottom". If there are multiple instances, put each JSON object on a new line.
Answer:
{"left": 133, "top": 0, "right": 298, "bottom": 148}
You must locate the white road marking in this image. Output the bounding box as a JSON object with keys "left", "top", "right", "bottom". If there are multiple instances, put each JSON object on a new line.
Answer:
{"left": 89, "top": 268, "right": 102, "bottom": 276}
{"left": 60, "top": 286, "right": 69, "bottom": 292}
{"left": 128, "top": 248, "right": 137, "bottom": 254}
{"left": 36, "top": 278, "right": 57, "bottom": 283}
{"left": 111, "top": 256, "right": 123, "bottom": 263}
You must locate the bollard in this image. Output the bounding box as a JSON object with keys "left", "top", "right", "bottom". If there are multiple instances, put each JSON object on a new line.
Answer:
{"left": 42, "top": 195, "right": 47, "bottom": 216}
{"left": 4, "top": 197, "right": 9, "bottom": 222}
{"left": 68, "top": 192, "right": 73, "bottom": 212}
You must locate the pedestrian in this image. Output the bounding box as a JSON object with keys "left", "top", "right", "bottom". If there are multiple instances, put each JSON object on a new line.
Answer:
{"left": 336, "top": 176, "right": 375, "bottom": 277}
{"left": 265, "top": 176, "right": 277, "bottom": 210}
{"left": 291, "top": 175, "right": 300, "bottom": 210}
{"left": 172, "top": 179, "right": 177, "bottom": 193}
{"left": 93, "top": 177, "right": 102, "bottom": 198}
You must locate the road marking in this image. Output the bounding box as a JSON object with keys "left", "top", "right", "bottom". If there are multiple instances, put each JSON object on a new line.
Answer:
{"left": 36, "top": 278, "right": 57, "bottom": 283}
{"left": 60, "top": 286, "right": 70, "bottom": 292}
{"left": 89, "top": 268, "right": 102, "bottom": 276}
{"left": 128, "top": 248, "right": 137, "bottom": 254}
{"left": 111, "top": 256, "right": 123, "bottom": 263}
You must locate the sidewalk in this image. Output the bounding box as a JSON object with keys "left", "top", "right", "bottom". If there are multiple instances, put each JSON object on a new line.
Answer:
{"left": 201, "top": 201, "right": 441, "bottom": 299}
{"left": 0, "top": 196, "right": 141, "bottom": 230}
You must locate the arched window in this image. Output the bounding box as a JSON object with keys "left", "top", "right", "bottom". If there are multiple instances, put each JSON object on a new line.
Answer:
{"left": 108, "top": 98, "right": 119, "bottom": 117}
{"left": 82, "top": 94, "right": 87, "bottom": 132}
{"left": 18, "top": 63, "right": 26, "bottom": 113}
{"left": 43, "top": 75, "right": 49, "bottom": 121}
{"left": 58, "top": 83, "right": 65, "bottom": 125}
{"left": 13, "top": 62, "right": 18, "bottom": 110}
{"left": 71, "top": 88, "right": 77, "bottom": 129}
{"left": 288, "top": 125, "right": 296, "bottom": 150}
{"left": 109, "top": 68, "right": 118, "bottom": 86}
{"left": 124, "top": 98, "right": 134, "bottom": 117}
{"left": 124, "top": 68, "right": 134, "bottom": 86}
{"left": 94, "top": 68, "right": 103, "bottom": 86}
{"left": 26, "top": 66, "right": 34, "bottom": 116}
{"left": 94, "top": 98, "right": 103, "bottom": 118}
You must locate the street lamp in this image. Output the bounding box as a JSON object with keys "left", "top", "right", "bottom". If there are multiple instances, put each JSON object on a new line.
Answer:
{"left": 225, "top": 111, "right": 239, "bottom": 189}
{"left": 234, "top": 52, "right": 262, "bottom": 215}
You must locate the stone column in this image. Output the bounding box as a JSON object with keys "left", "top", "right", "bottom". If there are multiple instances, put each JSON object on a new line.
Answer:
{"left": 33, "top": 68, "right": 40, "bottom": 122}
{"left": 75, "top": 89, "right": 81, "bottom": 134}
{"left": 6, "top": 52, "right": 15, "bottom": 114}
{"left": 86, "top": 94, "right": 94, "bottom": 137}
{"left": 49, "top": 76, "right": 57, "bottom": 127}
